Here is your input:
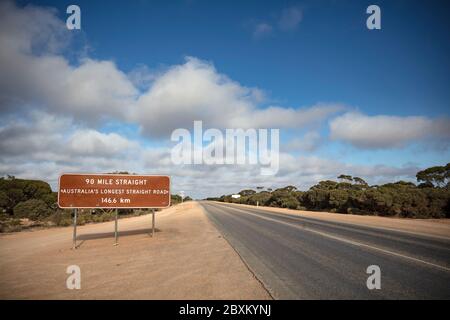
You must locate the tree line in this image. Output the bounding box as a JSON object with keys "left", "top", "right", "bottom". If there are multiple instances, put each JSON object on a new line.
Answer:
{"left": 207, "top": 163, "right": 450, "bottom": 218}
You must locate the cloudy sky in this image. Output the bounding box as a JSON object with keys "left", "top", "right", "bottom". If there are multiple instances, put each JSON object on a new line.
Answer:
{"left": 1, "top": 0, "right": 449, "bottom": 198}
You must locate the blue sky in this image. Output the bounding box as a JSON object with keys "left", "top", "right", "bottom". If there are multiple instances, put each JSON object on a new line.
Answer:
{"left": 2, "top": 0, "right": 450, "bottom": 197}
{"left": 24, "top": 0, "right": 450, "bottom": 116}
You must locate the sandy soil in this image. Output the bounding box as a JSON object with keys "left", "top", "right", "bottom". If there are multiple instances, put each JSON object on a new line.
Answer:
{"left": 0, "top": 202, "right": 270, "bottom": 299}
{"left": 217, "top": 202, "right": 450, "bottom": 240}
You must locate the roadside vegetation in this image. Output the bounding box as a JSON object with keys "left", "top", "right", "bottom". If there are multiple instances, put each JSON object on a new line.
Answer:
{"left": 0, "top": 176, "right": 190, "bottom": 233}
{"left": 207, "top": 164, "right": 450, "bottom": 218}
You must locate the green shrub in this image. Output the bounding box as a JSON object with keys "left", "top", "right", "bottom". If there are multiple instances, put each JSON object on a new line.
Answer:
{"left": 0, "top": 191, "right": 8, "bottom": 210}
{"left": 0, "top": 177, "right": 53, "bottom": 213}
{"left": 13, "top": 199, "right": 53, "bottom": 220}
{"left": 216, "top": 163, "right": 450, "bottom": 218}
{"left": 282, "top": 197, "right": 300, "bottom": 209}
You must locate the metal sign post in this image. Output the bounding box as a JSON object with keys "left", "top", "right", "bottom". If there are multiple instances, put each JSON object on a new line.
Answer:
{"left": 151, "top": 209, "right": 155, "bottom": 237}
{"left": 114, "top": 209, "right": 118, "bottom": 245}
{"left": 72, "top": 208, "right": 77, "bottom": 249}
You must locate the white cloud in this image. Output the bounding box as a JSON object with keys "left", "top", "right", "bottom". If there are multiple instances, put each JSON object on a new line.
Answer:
{"left": 132, "top": 57, "right": 344, "bottom": 136}
{"left": 0, "top": 111, "right": 139, "bottom": 161}
{"left": 283, "top": 131, "right": 322, "bottom": 152}
{"left": 0, "top": 1, "right": 69, "bottom": 55}
{"left": 0, "top": 111, "right": 70, "bottom": 156}
{"left": 329, "top": 112, "right": 450, "bottom": 149}
{"left": 0, "top": 2, "right": 340, "bottom": 138}
{"left": 248, "top": 6, "right": 303, "bottom": 39}
{"left": 68, "top": 129, "right": 139, "bottom": 156}
{"left": 127, "top": 64, "right": 156, "bottom": 90}
{"left": 253, "top": 23, "right": 273, "bottom": 39}
{"left": 248, "top": 103, "right": 344, "bottom": 129}
{"left": 0, "top": 1, "right": 137, "bottom": 122}
{"left": 0, "top": 112, "right": 420, "bottom": 199}
{"left": 278, "top": 7, "right": 303, "bottom": 31}
{"left": 132, "top": 57, "right": 258, "bottom": 136}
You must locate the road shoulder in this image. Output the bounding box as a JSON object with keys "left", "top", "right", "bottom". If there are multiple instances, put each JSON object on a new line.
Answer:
{"left": 0, "top": 201, "right": 271, "bottom": 299}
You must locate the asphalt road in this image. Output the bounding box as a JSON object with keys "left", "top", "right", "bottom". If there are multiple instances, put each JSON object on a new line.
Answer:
{"left": 200, "top": 201, "right": 450, "bottom": 299}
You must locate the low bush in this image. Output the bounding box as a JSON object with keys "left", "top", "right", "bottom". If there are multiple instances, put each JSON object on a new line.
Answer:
{"left": 215, "top": 164, "right": 450, "bottom": 218}
{"left": 13, "top": 199, "right": 53, "bottom": 220}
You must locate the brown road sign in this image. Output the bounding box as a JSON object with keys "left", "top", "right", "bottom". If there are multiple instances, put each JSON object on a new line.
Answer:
{"left": 58, "top": 173, "right": 170, "bottom": 208}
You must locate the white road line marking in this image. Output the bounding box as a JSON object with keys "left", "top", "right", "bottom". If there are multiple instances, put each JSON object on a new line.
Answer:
{"left": 214, "top": 203, "right": 450, "bottom": 273}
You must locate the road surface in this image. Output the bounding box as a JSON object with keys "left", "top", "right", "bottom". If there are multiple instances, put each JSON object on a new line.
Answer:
{"left": 201, "top": 201, "right": 450, "bottom": 299}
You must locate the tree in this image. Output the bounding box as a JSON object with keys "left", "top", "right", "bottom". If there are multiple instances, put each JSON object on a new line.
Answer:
{"left": 41, "top": 193, "right": 57, "bottom": 207}
{"left": 328, "top": 189, "right": 349, "bottom": 212}
{"left": 418, "top": 181, "right": 434, "bottom": 188}
{"left": 0, "top": 191, "right": 8, "bottom": 210}
{"left": 23, "top": 180, "right": 52, "bottom": 199}
{"left": 0, "top": 178, "right": 53, "bottom": 213}
{"left": 310, "top": 180, "right": 338, "bottom": 190}
{"left": 337, "top": 182, "right": 354, "bottom": 190}
{"left": 171, "top": 194, "right": 182, "bottom": 204}
{"left": 338, "top": 175, "right": 353, "bottom": 182}
{"left": 279, "top": 185, "right": 297, "bottom": 192}
{"left": 215, "top": 164, "right": 450, "bottom": 218}
{"left": 13, "top": 199, "right": 53, "bottom": 220}
{"left": 108, "top": 171, "right": 133, "bottom": 174}
{"left": 416, "top": 163, "right": 450, "bottom": 187}
{"left": 353, "top": 177, "right": 368, "bottom": 186}
{"left": 239, "top": 189, "right": 256, "bottom": 196}
{"left": 5, "top": 188, "right": 24, "bottom": 210}
{"left": 282, "top": 197, "right": 300, "bottom": 209}
{"left": 247, "top": 191, "right": 271, "bottom": 206}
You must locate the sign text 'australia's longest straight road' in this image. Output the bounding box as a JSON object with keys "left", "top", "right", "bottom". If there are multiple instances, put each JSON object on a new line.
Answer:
{"left": 58, "top": 173, "right": 170, "bottom": 208}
